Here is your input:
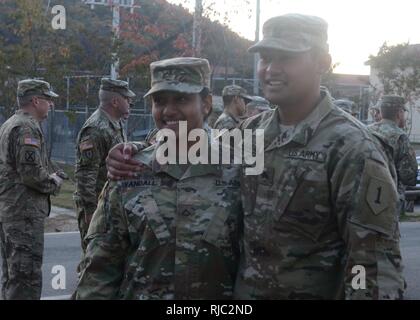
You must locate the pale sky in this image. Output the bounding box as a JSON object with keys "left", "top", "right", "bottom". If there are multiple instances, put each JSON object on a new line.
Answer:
{"left": 167, "top": 0, "right": 420, "bottom": 75}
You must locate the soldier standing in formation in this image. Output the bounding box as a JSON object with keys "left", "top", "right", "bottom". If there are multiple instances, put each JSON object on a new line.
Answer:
{"left": 213, "top": 85, "right": 252, "bottom": 130}
{"left": 106, "top": 14, "right": 406, "bottom": 300}
{"left": 73, "top": 78, "right": 135, "bottom": 269}
{"left": 75, "top": 58, "right": 243, "bottom": 299}
{"left": 368, "top": 95, "right": 417, "bottom": 216}
{"left": 0, "top": 79, "right": 62, "bottom": 299}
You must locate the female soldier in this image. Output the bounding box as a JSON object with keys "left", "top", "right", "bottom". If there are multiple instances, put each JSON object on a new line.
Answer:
{"left": 75, "top": 57, "right": 242, "bottom": 300}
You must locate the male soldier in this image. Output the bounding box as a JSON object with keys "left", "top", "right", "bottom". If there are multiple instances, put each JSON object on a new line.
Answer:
{"left": 105, "top": 14, "right": 405, "bottom": 299}
{"left": 368, "top": 95, "right": 417, "bottom": 216}
{"left": 235, "top": 13, "right": 404, "bottom": 300}
{"left": 0, "top": 79, "right": 62, "bottom": 299}
{"left": 74, "top": 78, "right": 135, "bottom": 261}
{"left": 213, "top": 85, "right": 252, "bottom": 130}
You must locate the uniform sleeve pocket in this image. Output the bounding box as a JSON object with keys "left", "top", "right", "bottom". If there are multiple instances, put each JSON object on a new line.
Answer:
{"left": 124, "top": 188, "right": 171, "bottom": 252}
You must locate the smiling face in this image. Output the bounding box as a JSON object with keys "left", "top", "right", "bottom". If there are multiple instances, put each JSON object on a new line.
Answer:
{"left": 257, "top": 48, "right": 326, "bottom": 108}
{"left": 151, "top": 91, "right": 212, "bottom": 138}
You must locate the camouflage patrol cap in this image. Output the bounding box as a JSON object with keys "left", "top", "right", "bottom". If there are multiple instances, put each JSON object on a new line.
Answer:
{"left": 100, "top": 78, "right": 136, "bottom": 98}
{"left": 144, "top": 57, "right": 211, "bottom": 97}
{"left": 248, "top": 13, "right": 329, "bottom": 53}
{"left": 222, "top": 85, "right": 253, "bottom": 101}
{"left": 378, "top": 95, "right": 407, "bottom": 111}
{"left": 17, "top": 79, "right": 59, "bottom": 98}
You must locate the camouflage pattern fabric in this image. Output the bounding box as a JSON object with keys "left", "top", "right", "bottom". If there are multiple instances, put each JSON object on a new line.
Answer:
{"left": 0, "top": 110, "right": 59, "bottom": 300}
{"left": 74, "top": 108, "right": 127, "bottom": 252}
{"left": 17, "top": 79, "right": 59, "bottom": 98}
{"left": 0, "top": 218, "right": 44, "bottom": 300}
{"left": 75, "top": 140, "right": 242, "bottom": 299}
{"left": 213, "top": 111, "right": 241, "bottom": 130}
{"left": 368, "top": 120, "right": 417, "bottom": 202}
{"left": 144, "top": 57, "right": 211, "bottom": 97}
{"left": 235, "top": 91, "right": 404, "bottom": 299}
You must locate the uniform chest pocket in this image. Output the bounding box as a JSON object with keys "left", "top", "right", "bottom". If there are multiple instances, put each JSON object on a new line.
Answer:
{"left": 201, "top": 206, "right": 231, "bottom": 248}
{"left": 124, "top": 188, "right": 171, "bottom": 254}
{"left": 274, "top": 178, "right": 331, "bottom": 242}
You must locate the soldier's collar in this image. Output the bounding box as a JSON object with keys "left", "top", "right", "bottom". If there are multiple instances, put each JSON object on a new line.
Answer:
{"left": 99, "top": 108, "right": 123, "bottom": 130}
{"left": 264, "top": 91, "right": 333, "bottom": 150}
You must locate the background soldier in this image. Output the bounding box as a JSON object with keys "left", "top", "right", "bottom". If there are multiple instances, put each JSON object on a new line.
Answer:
{"left": 74, "top": 78, "right": 135, "bottom": 265}
{"left": 368, "top": 95, "right": 417, "bottom": 215}
{"left": 0, "top": 79, "right": 62, "bottom": 299}
{"left": 213, "top": 85, "right": 252, "bottom": 130}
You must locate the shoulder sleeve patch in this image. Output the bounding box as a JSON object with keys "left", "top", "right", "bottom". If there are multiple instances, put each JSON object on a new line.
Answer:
{"left": 351, "top": 158, "right": 398, "bottom": 237}
{"left": 80, "top": 138, "right": 94, "bottom": 151}
{"left": 23, "top": 135, "right": 41, "bottom": 148}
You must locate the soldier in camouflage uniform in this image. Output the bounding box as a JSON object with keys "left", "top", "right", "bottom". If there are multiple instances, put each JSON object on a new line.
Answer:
{"left": 0, "top": 79, "right": 62, "bottom": 299}
{"left": 234, "top": 13, "right": 404, "bottom": 300}
{"left": 213, "top": 85, "right": 252, "bottom": 130}
{"left": 74, "top": 78, "right": 135, "bottom": 258}
{"left": 75, "top": 58, "right": 242, "bottom": 299}
{"left": 368, "top": 95, "right": 417, "bottom": 215}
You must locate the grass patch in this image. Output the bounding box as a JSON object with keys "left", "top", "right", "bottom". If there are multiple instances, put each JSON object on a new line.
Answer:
{"left": 400, "top": 212, "right": 420, "bottom": 222}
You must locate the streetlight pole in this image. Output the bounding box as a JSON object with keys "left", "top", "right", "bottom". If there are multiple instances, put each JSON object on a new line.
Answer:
{"left": 253, "top": 0, "right": 260, "bottom": 95}
{"left": 82, "top": 0, "right": 140, "bottom": 79}
{"left": 192, "top": 0, "right": 203, "bottom": 57}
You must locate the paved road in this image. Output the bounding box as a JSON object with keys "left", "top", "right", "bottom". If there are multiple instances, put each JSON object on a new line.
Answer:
{"left": 41, "top": 231, "right": 81, "bottom": 299}
{"left": 400, "top": 222, "right": 420, "bottom": 300}
{"left": 1, "top": 222, "right": 419, "bottom": 299}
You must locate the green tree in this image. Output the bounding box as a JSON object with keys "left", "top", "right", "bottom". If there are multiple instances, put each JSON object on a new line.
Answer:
{"left": 367, "top": 42, "right": 420, "bottom": 105}
{"left": 367, "top": 42, "right": 420, "bottom": 133}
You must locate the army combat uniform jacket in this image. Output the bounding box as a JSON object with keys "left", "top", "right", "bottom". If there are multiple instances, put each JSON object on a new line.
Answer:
{"left": 76, "top": 142, "right": 242, "bottom": 299}
{"left": 235, "top": 92, "right": 404, "bottom": 300}
{"left": 213, "top": 111, "right": 242, "bottom": 130}
{"left": 74, "top": 108, "right": 127, "bottom": 217}
{"left": 0, "top": 110, "right": 59, "bottom": 222}
{"left": 368, "top": 119, "right": 417, "bottom": 199}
